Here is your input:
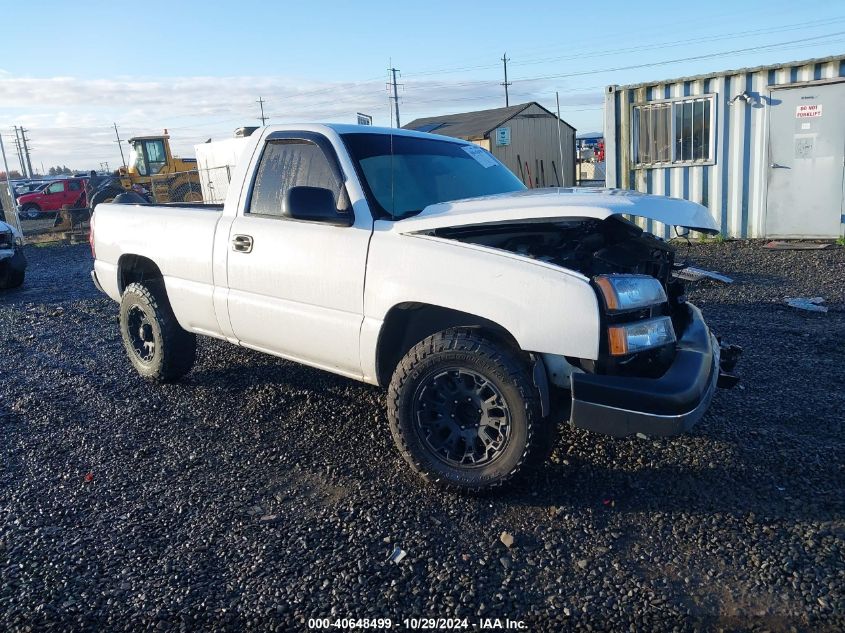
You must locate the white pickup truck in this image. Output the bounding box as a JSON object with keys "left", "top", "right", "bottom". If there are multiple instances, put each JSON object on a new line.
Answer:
{"left": 91, "top": 124, "right": 740, "bottom": 491}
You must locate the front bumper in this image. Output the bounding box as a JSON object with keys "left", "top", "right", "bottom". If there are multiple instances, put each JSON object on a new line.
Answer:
{"left": 570, "top": 303, "right": 729, "bottom": 438}
{"left": 1, "top": 247, "right": 27, "bottom": 274}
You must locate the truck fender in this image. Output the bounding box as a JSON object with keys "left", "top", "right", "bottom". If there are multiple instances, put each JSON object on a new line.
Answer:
{"left": 531, "top": 353, "right": 551, "bottom": 418}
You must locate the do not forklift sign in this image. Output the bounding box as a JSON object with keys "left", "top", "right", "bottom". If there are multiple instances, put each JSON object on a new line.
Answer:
{"left": 795, "top": 104, "right": 823, "bottom": 118}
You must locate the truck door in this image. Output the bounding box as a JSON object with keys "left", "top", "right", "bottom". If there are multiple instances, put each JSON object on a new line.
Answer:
{"left": 765, "top": 81, "right": 845, "bottom": 238}
{"left": 67, "top": 180, "right": 84, "bottom": 207}
{"left": 44, "top": 181, "right": 66, "bottom": 210}
{"left": 224, "top": 134, "right": 371, "bottom": 378}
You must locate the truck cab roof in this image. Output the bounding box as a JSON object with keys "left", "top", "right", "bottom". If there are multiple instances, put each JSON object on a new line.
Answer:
{"left": 259, "top": 123, "right": 473, "bottom": 144}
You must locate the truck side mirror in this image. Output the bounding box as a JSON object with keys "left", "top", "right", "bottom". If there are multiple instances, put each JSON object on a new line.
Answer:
{"left": 283, "top": 186, "right": 353, "bottom": 227}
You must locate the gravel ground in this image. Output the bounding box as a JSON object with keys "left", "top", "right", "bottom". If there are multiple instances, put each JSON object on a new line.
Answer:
{"left": 1, "top": 241, "right": 843, "bottom": 632}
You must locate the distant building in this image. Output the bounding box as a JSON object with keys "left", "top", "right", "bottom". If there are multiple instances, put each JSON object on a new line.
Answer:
{"left": 404, "top": 102, "right": 576, "bottom": 187}
{"left": 576, "top": 131, "right": 604, "bottom": 151}
{"left": 605, "top": 54, "right": 845, "bottom": 239}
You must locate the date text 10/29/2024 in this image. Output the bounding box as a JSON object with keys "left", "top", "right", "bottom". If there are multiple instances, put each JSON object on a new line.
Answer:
{"left": 307, "top": 617, "right": 528, "bottom": 630}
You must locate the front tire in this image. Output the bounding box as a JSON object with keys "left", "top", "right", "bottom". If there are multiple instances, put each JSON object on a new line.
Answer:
{"left": 388, "top": 328, "right": 543, "bottom": 492}
{"left": 0, "top": 266, "right": 24, "bottom": 289}
{"left": 119, "top": 281, "right": 197, "bottom": 382}
{"left": 22, "top": 204, "right": 40, "bottom": 219}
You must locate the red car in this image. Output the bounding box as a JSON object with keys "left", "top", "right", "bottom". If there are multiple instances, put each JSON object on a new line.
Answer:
{"left": 17, "top": 178, "right": 88, "bottom": 218}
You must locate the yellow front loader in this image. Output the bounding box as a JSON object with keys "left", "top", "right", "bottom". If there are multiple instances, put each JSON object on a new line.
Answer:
{"left": 90, "top": 131, "right": 203, "bottom": 209}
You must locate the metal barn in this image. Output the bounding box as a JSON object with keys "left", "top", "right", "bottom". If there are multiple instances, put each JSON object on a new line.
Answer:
{"left": 404, "top": 102, "right": 576, "bottom": 187}
{"left": 605, "top": 55, "right": 845, "bottom": 239}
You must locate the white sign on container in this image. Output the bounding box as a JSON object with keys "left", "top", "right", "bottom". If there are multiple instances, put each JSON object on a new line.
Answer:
{"left": 795, "top": 104, "right": 823, "bottom": 119}
{"left": 495, "top": 126, "right": 511, "bottom": 146}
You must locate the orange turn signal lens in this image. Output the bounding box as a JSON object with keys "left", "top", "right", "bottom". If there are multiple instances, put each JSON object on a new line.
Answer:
{"left": 607, "top": 326, "right": 629, "bottom": 355}
{"left": 595, "top": 276, "right": 619, "bottom": 310}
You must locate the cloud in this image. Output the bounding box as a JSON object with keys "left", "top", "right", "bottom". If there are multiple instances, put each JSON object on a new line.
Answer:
{"left": 0, "top": 73, "right": 603, "bottom": 170}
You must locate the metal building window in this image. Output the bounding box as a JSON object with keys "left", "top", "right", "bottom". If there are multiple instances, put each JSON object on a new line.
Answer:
{"left": 633, "top": 96, "right": 714, "bottom": 167}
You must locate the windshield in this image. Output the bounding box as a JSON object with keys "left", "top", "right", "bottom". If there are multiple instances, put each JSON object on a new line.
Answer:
{"left": 341, "top": 133, "right": 525, "bottom": 220}
{"left": 129, "top": 142, "right": 147, "bottom": 176}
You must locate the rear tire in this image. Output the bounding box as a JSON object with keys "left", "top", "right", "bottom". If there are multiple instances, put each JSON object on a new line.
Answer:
{"left": 173, "top": 182, "right": 203, "bottom": 203}
{"left": 119, "top": 281, "right": 196, "bottom": 382}
{"left": 90, "top": 186, "right": 125, "bottom": 211}
{"left": 387, "top": 328, "right": 544, "bottom": 492}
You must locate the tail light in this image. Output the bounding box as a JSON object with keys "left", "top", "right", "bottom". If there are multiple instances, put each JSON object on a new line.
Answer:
{"left": 89, "top": 213, "right": 96, "bottom": 258}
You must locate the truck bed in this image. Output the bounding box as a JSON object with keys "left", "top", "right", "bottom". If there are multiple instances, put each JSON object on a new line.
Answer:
{"left": 125, "top": 202, "right": 224, "bottom": 210}
{"left": 92, "top": 202, "right": 225, "bottom": 334}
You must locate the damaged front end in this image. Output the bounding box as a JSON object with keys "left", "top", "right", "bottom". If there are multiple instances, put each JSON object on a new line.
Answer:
{"left": 430, "top": 215, "right": 741, "bottom": 437}
{"left": 0, "top": 226, "right": 27, "bottom": 289}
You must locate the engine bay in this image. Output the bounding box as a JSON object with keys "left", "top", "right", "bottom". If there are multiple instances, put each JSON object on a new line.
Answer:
{"left": 430, "top": 215, "right": 677, "bottom": 284}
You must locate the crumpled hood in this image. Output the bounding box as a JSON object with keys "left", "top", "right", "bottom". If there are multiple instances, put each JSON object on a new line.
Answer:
{"left": 393, "top": 188, "right": 719, "bottom": 235}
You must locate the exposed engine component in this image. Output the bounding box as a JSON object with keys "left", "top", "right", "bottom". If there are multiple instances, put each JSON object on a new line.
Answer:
{"left": 430, "top": 216, "right": 676, "bottom": 284}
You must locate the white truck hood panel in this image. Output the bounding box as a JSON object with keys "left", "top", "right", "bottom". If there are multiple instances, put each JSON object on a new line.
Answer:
{"left": 394, "top": 188, "right": 719, "bottom": 235}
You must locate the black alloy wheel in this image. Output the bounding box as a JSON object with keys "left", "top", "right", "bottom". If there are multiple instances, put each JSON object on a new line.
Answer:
{"left": 413, "top": 368, "right": 512, "bottom": 468}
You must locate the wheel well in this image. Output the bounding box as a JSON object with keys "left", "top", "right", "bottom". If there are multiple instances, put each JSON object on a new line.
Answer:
{"left": 375, "top": 303, "right": 523, "bottom": 387}
{"left": 117, "top": 255, "right": 163, "bottom": 295}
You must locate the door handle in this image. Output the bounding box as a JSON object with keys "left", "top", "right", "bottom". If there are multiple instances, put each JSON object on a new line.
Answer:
{"left": 232, "top": 234, "right": 254, "bottom": 253}
{"left": 770, "top": 163, "right": 788, "bottom": 169}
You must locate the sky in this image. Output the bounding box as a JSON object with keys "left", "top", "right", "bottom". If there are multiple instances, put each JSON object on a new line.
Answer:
{"left": 1, "top": 0, "right": 844, "bottom": 172}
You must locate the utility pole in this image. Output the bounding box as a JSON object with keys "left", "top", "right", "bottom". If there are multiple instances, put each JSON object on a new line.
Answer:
{"left": 555, "top": 91, "right": 564, "bottom": 186}
{"left": 388, "top": 68, "right": 402, "bottom": 128}
{"left": 12, "top": 127, "right": 26, "bottom": 177}
{"left": 0, "top": 132, "right": 23, "bottom": 234}
{"left": 20, "top": 127, "right": 33, "bottom": 179}
{"left": 257, "top": 97, "right": 268, "bottom": 125}
{"left": 113, "top": 123, "right": 127, "bottom": 169}
{"left": 501, "top": 53, "right": 512, "bottom": 107}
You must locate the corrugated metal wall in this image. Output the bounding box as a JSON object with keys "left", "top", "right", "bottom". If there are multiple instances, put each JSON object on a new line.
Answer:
{"left": 605, "top": 56, "right": 845, "bottom": 238}
{"left": 490, "top": 104, "right": 576, "bottom": 187}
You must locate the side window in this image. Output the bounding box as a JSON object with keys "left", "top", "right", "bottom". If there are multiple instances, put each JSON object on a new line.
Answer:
{"left": 248, "top": 139, "right": 342, "bottom": 217}
{"left": 68, "top": 181, "right": 81, "bottom": 191}
{"left": 145, "top": 140, "right": 167, "bottom": 174}
{"left": 47, "top": 182, "right": 64, "bottom": 194}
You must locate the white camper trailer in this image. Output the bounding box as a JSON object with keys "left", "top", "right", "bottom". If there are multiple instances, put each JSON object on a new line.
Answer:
{"left": 194, "top": 129, "right": 254, "bottom": 203}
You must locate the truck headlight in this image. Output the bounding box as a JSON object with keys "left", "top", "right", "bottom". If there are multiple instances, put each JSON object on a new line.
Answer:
{"left": 608, "top": 317, "right": 676, "bottom": 356}
{"left": 595, "top": 274, "right": 667, "bottom": 311}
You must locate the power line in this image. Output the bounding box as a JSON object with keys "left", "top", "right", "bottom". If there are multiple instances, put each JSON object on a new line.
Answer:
{"left": 507, "top": 17, "right": 845, "bottom": 69}
{"left": 508, "top": 30, "right": 845, "bottom": 84}
{"left": 400, "top": 14, "right": 843, "bottom": 79}
{"left": 399, "top": 30, "right": 845, "bottom": 93}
